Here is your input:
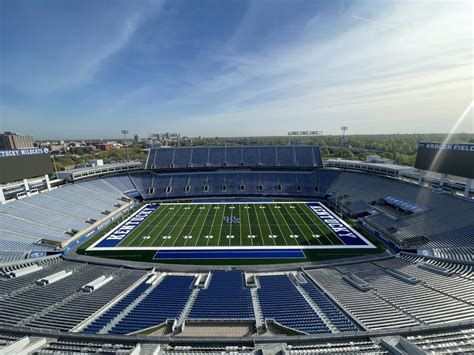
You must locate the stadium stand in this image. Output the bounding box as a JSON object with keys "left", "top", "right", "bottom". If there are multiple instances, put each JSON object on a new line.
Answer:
{"left": 306, "top": 256, "right": 474, "bottom": 330}
{"left": 327, "top": 172, "right": 474, "bottom": 261}
{"left": 82, "top": 280, "right": 151, "bottom": 334}
{"left": 0, "top": 178, "right": 133, "bottom": 260}
{"left": 100, "top": 174, "right": 139, "bottom": 195}
{"left": 107, "top": 275, "right": 195, "bottom": 335}
{"left": 0, "top": 261, "right": 146, "bottom": 330}
{"left": 1, "top": 325, "right": 472, "bottom": 354}
{"left": 1, "top": 143, "right": 473, "bottom": 352}
{"left": 405, "top": 327, "right": 474, "bottom": 353}
{"left": 127, "top": 170, "right": 338, "bottom": 200}
{"left": 25, "top": 268, "right": 146, "bottom": 332}
{"left": 298, "top": 275, "right": 359, "bottom": 332}
{"left": 257, "top": 274, "right": 330, "bottom": 334}
{"left": 146, "top": 145, "right": 323, "bottom": 169}
{"left": 188, "top": 271, "right": 254, "bottom": 320}
{"left": 0, "top": 254, "right": 472, "bottom": 352}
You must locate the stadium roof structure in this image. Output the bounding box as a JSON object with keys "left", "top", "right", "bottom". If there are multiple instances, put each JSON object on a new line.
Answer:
{"left": 55, "top": 161, "right": 142, "bottom": 181}
{"left": 326, "top": 158, "right": 416, "bottom": 177}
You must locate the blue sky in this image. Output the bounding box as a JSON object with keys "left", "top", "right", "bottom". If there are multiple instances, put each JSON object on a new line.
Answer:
{"left": 0, "top": 0, "right": 472, "bottom": 139}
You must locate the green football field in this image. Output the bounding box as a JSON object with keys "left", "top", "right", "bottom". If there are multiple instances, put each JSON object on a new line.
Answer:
{"left": 123, "top": 202, "right": 340, "bottom": 248}
{"left": 89, "top": 202, "right": 365, "bottom": 250}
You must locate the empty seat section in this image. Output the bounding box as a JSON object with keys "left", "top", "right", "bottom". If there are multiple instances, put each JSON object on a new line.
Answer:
{"left": 209, "top": 148, "right": 226, "bottom": 167}
{"left": 189, "top": 271, "right": 254, "bottom": 319}
{"left": 276, "top": 147, "right": 295, "bottom": 166}
{"left": 242, "top": 147, "right": 259, "bottom": 166}
{"left": 145, "top": 149, "right": 157, "bottom": 169}
{"left": 109, "top": 275, "right": 194, "bottom": 335}
{"left": 82, "top": 281, "right": 150, "bottom": 334}
{"left": 173, "top": 148, "right": 192, "bottom": 168}
{"left": 294, "top": 146, "right": 317, "bottom": 167}
{"left": 259, "top": 147, "right": 278, "bottom": 166}
{"left": 300, "top": 276, "right": 358, "bottom": 332}
{"left": 28, "top": 269, "right": 146, "bottom": 332}
{"left": 190, "top": 147, "right": 210, "bottom": 167}
{"left": 102, "top": 175, "right": 137, "bottom": 193}
{"left": 154, "top": 149, "right": 175, "bottom": 168}
{"left": 258, "top": 275, "right": 330, "bottom": 334}
{"left": 225, "top": 147, "right": 243, "bottom": 166}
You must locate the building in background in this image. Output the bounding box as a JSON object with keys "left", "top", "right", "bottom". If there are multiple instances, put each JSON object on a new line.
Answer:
{"left": 96, "top": 143, "right": 114, "bottom": 151}
{"left": 0, "top": 131, "right": 36, "bottom": 150}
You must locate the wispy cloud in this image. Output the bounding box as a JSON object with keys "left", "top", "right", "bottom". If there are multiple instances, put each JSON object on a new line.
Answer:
{"left": 1, "top": 0, "right": 472, "bottom": 139}
{"left": 351, "top": 15, "right": 398, "bottom": 30}
{"left": 156, "top": 0, "right": 472, "bottom": 136}
{"left": 1, "top": 1, "right": 163, "bottom": 96}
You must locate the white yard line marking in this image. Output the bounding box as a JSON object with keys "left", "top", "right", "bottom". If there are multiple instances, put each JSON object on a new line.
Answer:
{"left": 169, "top": 205, "right": 199, "bottom": 247}
{"left": 194, "top": 205, "right": 212, "bottom": 247}
{"left": 267, "top": 205, "right": 288, "bottom": 247}
{"left": 282, "top": 204, "right": 313, "bottom": 247}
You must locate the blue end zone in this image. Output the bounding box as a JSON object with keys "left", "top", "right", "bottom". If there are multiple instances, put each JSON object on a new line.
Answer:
{"left": 154, "top": 249, "right": 305, "bottom": 260}
{"left": 306, "top": 202, "right": 370, "bottom": 246}
{"left": 94, "top": 205, "right": 160, "bottom": 248}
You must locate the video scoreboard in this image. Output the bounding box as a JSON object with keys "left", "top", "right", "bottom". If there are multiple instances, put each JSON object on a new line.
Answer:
{"left": 415, "top": 142, "right": 474, "bottom": 179}
{"left": 0, "top": 148, "right": 54, "bottom": 184}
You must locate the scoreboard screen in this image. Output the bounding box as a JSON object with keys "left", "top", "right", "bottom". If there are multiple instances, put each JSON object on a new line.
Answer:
{"left": 415, "top": 142, "right": 474, "bottom": 179}
{"left": 0, "top": 148, "right": 54, "bottom": 184}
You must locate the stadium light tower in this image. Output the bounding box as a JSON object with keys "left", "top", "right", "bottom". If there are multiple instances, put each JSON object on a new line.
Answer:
{"left": 121, "top": 130, "right": 129, "bottom": 161}
{"left": 341, "top": 126, "right": 348, "bottom": 142}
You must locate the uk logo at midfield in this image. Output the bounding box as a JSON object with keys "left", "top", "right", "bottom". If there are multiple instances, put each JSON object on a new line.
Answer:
{"left": 224, "top": 216, "right": 240, "bottom": 224}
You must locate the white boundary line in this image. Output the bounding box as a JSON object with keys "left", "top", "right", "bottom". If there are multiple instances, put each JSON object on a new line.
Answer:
{"left": 87, "top": 201, "right": 376, "bottom": 251}
{"left": 87, "top": 204, "right": 155, "bottom": 251}
{"left": 308, "top": 202, "right": 376, "bottom": 249}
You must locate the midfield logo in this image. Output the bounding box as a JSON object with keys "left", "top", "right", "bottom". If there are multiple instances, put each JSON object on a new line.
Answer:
{"left": 224, "top": 216, "right": 240, "bottom": 224}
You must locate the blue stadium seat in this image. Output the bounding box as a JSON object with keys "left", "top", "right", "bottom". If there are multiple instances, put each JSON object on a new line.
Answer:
{"left": 300, "top": 276, "right": 358, "bottom": 332}
{"left": 109, "top": 275, "right": 194, "bottom": 335}
{"left": 257, "top": 275, "right": 330, "bottom": 334}
{"left": 189, "top": 271, "right": 254, "bottom": 319}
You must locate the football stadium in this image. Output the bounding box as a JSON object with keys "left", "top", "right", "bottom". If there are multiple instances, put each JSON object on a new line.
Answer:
{"left": 1, "top": 0, "right": 473, "bottom": 353}
{"left": 0, "top": 142, "right": 473, "bottom": 353}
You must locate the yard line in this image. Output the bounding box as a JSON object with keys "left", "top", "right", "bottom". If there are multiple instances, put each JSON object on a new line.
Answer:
{"left": 255, "top": 203, "right": 274, "bottom": 246}
{"left": 271, "top": 203, "right": 299, "bottom": 246}
{"left": 138, "top": 205, "right": 184, "bottom": 247}
{"left": 239, "top": 204, "right": 243, "bottom": 247}
{"left": 154, "top": 205, "right": 191, "bottom": 247}
{"left": 250, "top": 204, "right": 265, "bottom": 246}
{"left": 216, "top": 205, "right": 227, "bottom": 247}
{"left": 181, "top": 205, "right": 206, "bottom": 247}
{"left": 265, "top": 204, "right": 288, "bottom": 246}
{"left": 209, "top": 204, "right": 225, "bottom": 247}
{"left": 204, "top": 205, "right": 220, "bottom": 247}
{"left": 121, "top": 205, "right": 169, "bottom": 247}
{"left": 239, "top": 204, "right": 251, "bottom": 247}
{"left": 192, "top": 204, "right": 213, "bottom": 247}
{"left": 170, "top": 205, "right": 200, "bottom": 247}
{"left": 276, "top": 204, "right": 307, "bottom": 246}
{"left": 282, "top": 203, "right": 317, "bottom": 247}
{"left": 246, "top": 204, "right": 254, "bottom": 247}
{"left": 227, "top": 204, "right": 234, "bottom": 246}
{"left": 297, "top": 203, "right": 346, "bottom": 245}
{"left": 229, "top": 204, "right": 241, "bottom": 247}
{"left": 293, "top": 204, "right": 332, "bottom": 245}
{"left": 136, "top": 205, "right": 181, "bottom": 247}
